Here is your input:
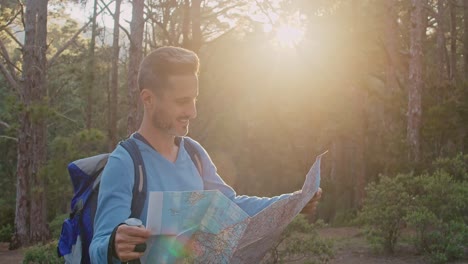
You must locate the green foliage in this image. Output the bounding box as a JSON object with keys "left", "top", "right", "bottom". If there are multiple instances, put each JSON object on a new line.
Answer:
{"left": 406, "top": 213, "right": 467, "bottom": 264}
{"left": 421, "top": 85, "right": 463, "bottom": 160}
{"left": 431, "top": 153, "right": 468, "bottom": 181}
{"left": 358, "top": 156, "right": 468, "bottom": 262}
{"left": 357, "top": 174, "right": 413, "bottom": 253}
{"left": 23, "top": 241, "right": 62, "bottom": 264}
{"left": 264, "top": 215, "right": 334, "bottom": 263}
{"left": 0, "top": 224, "right": 13, "bottom": 242}
{"left": 49, "top": 214, "right": 68, "bottom": 239}
{"left": 0, "top": 81, "right": 17, "bottom": 230}
{"left": 404, "top": 171, "right": 468, "bottom": 263}
{"left": 44, "top": 128, "right": 107, "bottom": 220}
{"left": 330, "top": 209, "right": 358, "bottom": 227}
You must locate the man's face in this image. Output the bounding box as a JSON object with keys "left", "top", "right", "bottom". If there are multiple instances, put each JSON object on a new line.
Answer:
{"left": 149, "top": 74, "right": 198, "bottom": 137}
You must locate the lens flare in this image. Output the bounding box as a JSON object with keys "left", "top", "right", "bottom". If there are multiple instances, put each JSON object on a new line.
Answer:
{"left": 275, "top": 24, "right": 305, "bottom": 48}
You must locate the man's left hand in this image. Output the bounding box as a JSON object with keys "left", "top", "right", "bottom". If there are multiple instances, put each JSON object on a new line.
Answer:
{"left": 300, "top": 188, "right": 322, "bottom": 214}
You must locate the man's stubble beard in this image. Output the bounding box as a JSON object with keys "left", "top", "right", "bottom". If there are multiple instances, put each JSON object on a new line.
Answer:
{"left": 151, "top": 107, "right": 189, "bottom": 137}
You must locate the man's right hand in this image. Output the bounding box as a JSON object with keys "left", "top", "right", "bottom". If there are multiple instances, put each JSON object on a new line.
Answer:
{"left": 114, "top": 224, "right": 151, "bottom": 262}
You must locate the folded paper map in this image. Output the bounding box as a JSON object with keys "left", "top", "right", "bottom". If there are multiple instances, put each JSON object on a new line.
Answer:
{"left": 141, "top": 153, "right": 325, "bottom": 264}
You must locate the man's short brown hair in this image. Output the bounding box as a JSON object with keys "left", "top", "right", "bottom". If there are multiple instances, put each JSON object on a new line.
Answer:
{"left": 137, "top": 46, "right": 199, "bottom": 92}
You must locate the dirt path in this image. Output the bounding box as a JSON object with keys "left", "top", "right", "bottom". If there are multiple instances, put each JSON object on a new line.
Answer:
{"left": 0, "top": 243, "right": 23, "bottom": 264}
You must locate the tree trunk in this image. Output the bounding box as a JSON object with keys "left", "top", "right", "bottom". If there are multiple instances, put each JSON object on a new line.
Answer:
{"left": 449, "top": 1, "right": 457, "bottom": 82}
{"left": 464, "top": 0, "right": 468, "bottom": 80}
{"left": 85, "top": 0, "right": 98, "bottom": 130}
{"left": 109, "top": 0, "right": 121, "bottom": 149}
{"left": 191, "top": 0, "right": 202, "bottom": 53}
{"left": 462, "top": 0, "right": 468, "bottom": 152}
{"left": 384, "top": 0, "right": 400, "bottom": 93}
{"left": 436, "top": 0, "right": 449, "bottom": 85}
{"left": 407, "top": 0, "right": 425, "bottom": 163}
{"left": 328, "top": 138, "right": 344, "bottom": 221}
{"left": 144, "top": 21, "right": 149, "bottom": 57}
{"left": 127, "top": 0, "right": 145, "bottom": 134}
{"left": 350, "top": 0, "right": 366, "bottom": 208}
{"left": 11, "top": 0, "right": 50, "bottom": 248}
{"left": 182, "top": 0, "right": 191, "bottom": 49}
{"left": 11, "top": 112, "right": 29, "bottom": 249}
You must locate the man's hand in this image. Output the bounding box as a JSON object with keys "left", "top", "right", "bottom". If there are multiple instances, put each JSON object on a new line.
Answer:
{"left": 301, "top": 188, "right": 322, "bottom": 214}
{"left": 114, "top": 224, "right": 151, "bottom": 262}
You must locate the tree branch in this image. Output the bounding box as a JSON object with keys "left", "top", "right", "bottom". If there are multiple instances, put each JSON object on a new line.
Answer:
{"left": 3, "top": 28, "right": 23, "bottom": 48}
{"left": 147, "top": 16, "right": 173, "bottom": 44}
{"left": 202, "top": 3, "right": 244, "bottom": 20}
{"left": 0, "top": 120, "right": 11, "bottom": 128}
{"left": 98, "top": 0, "right": 131, "bottom": 40}
{"left": 0, "top": 40, "right": 20, "bottom": 91}
{"left": 204, "top": 26, "right": 236, "bottom": 45}
{"left": 48, "top": 23, "right": 87, "bottom": 67}
{"left": 0, "top": 62, "right": 19, "bottom": 92}
{"left": 18, "top": 0, "right": 25, "bottom": 29}
{"left": 53, "top": 110, "right": 78, "bottom": 124}
{"left": 0, "top": 7, "right": 22, "bottom": 31}
{"left": 119, "top": 23, "right": 131, "bottom": 41}
{"left": 0, "top": 39, "right": 19, "bottom": 79}
{"left": 48, "top": 0, "right": 115, "bottom": 67}
{"left": 254, "top": 0, "right": 276, "bottom": 26}
{"left": 0, "top": 135, "right": 18, "bottom": 142}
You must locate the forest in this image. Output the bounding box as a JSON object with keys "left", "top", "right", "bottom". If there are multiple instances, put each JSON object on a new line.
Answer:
{"left": 0, "top": 0, "right": 467, "bottom": 263}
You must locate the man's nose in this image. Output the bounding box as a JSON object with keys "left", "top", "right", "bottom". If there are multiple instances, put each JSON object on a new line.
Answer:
{"left": 188, "top": 101, "right": 197, "bottom": 119}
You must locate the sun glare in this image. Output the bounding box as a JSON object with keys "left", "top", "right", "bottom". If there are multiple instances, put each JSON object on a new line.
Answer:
{"left": 275, "top": 24, "right": 305, "bottom": 48}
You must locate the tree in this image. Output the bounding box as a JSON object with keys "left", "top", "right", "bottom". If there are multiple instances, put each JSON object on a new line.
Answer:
{"left": 85, "top": 0, "right": 99, "bottom": 130}
{"left": 384, "top": 0, "right": 402, "bottom": 93}
{"left": 145, "top": 0, "right": 244, "bottom": 51}
{"left": 191, "top": 0, "right": 202, "bottom": 53}
{"left": 108, "top": 0, "right": 122, "bottom": 149}
{"left": 127, "top": 0, "right": 145, "bottom": 134}
{"left": 449, "top": 0, "right": 457, "bottom": 82}
{"left": 464, "top": 0, "right": 468, "bottom": 80}
{"left": 435, "top": 0, "right": 449, "bottom": 85}
{"left": 407, "top": 0, "right": 426, "bottom": 163}
{"left": 0, "top": 0, "right": 110, "bottom": 248}
{"left": 13, "top": 0, "right": 50, "bottom": 247}
{"left": 182, "top": 0, "right": 191, "bottom": 48}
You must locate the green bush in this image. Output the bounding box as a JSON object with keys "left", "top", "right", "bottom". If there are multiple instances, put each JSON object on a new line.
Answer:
{"left": 264, "top": 215, "right": 334, "bottom": 263}
{"left": 0, "top": 223, "right": 13, "bottom": 242}
{"left": 358, "top": 157, "right": 468, "bottom": 262}
{"left": 357, "top": 173, "right": 413, "bottom": 253}
{"left": 331, "top": 209, "right": 358, "bottom": 227}
{"left": 431, "top": 153, "right": 468, "bottom": 181}
{"left": 404, "top": 172, "right": 468, "bottom": 263}
{"left": 23, "top": 241, "right": 62, "bottom": 264}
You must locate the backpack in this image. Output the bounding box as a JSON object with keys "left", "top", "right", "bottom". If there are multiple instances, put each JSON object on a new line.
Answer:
{"left": 57, "top": 136, "right": 203, "bottom": 264}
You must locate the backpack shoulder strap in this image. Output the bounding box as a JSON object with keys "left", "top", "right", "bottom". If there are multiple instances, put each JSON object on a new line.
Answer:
{"left": 134, "top": 132, "right": 204, "bottom": 179}
{"left": 183, "top": 138, "right": 204, "bottom": 178}
{"left": 119, "top": 138, "right": 147, "bottom": 219}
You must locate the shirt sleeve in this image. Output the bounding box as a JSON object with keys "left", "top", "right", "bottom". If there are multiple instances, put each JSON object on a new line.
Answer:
{"left": 90, "top": 146, "right": 134, "bottom": 264}
{"left": 186, "top": 138, "right": 291, "bottom": 216}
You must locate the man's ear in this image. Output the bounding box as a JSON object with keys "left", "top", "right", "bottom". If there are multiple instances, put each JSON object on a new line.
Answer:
{"left": 140, "top": 89, "right": 153, "bottom": 109}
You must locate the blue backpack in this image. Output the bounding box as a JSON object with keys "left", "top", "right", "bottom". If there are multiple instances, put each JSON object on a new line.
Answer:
{"left": 57, "top": 136, "right": 203, "bottom": 264}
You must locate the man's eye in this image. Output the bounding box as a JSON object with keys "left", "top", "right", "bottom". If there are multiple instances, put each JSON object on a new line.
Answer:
{"left": 177, "top": 99, "right": 190, "bottom": 105}
{"left": 177, "top": 98, "right": 197, "bottom": 104}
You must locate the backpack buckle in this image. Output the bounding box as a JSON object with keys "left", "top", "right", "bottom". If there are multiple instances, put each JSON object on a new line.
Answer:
{"left": 70, "top": 199, "right": 84, "bottom": 218}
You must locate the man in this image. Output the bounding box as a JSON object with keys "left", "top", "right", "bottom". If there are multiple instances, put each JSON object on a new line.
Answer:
{"left": 90, "top": 46, "right": 322, "bottom": 263}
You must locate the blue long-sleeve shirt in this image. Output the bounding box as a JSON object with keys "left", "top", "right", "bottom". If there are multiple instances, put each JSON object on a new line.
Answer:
{"left": 90, "top": 135, "right": 290, "bottom": 263}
